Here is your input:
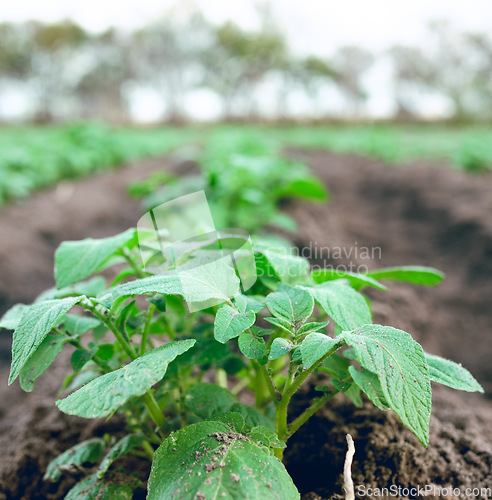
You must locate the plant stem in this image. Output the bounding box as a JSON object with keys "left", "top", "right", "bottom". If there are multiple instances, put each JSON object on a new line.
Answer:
{"left": 83, "top": 299, "right": 138, "bottom": 361}
{"left": 122, "top": 248, "right": 146, "bottom": 279}
{"left": 273, "top": 344, "right": 341, "bottom": 460}
{"left": 141, "top": 441, "right": 155, "bottom": 460}
{"left": 257, "top": 363, "right": 281, "bottom": 403}
{"left": 283, "top": 361, "right": 296, "bottom": 393}
{"left": 130, "top": 448, "right": 152, "bottom": 459}
{"left": 140, "top": 304, "right": 155, "bottom": 356}
{"left": 65, "top": 335, "right": 109, "bottom": 373}
{"left": 160, "top": 315, "right": 175, "bottom": 339}
{"left": 216, "top": 368, "right": 228, "bottom": 389}
{"left": 286, "top": 389, "right": 339, "bottom": 439}
{"left": 285, "top": 344, "right": 341, "bottom": 402}
{"left": 231, "top": 377, "right": 250, "bottom": 396}
{"left": 81, "top": 298, "right": 168, "bottom": 436}
{"left": 143, "top": 392, "right": 167, "bottom": 435}
{"left": 274, "top": 400, "right": 289, "bottom": 460}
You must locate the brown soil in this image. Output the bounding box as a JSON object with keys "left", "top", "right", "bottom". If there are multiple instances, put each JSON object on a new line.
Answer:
{"left": 0, "top": 150, "right": 491, "bottom": 499}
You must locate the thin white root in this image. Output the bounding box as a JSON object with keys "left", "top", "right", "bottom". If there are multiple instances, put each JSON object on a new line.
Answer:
{"left": 343, "top": 434, "right": 355, "bottom": 500}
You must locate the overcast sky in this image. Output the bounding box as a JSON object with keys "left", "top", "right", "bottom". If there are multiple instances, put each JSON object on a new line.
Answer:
{"left": 2, "top": 0, "right": 492, "bottom": 54}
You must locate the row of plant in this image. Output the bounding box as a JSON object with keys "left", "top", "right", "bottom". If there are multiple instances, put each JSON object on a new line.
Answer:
{"left": 1, "top": 123, "right": 490, "bottom": 208}
{"left": 0, "top": 123, "right": 197, "bottom": 205}
{"left": 1, "top": 134, "right": 484, "bottom": 499}
{"left": 264, "top": 124, "right": 492, "bottom": 172}
{"left": 130, "top": 129, "right": 328, "bottom": 233}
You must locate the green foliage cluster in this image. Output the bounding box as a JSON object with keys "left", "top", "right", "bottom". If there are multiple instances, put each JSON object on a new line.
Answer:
{"left": 132, "top": 130, "right": 327, "bottom": 233}
{"left": 2, "top": 139, "right": 483, "bottom": 498}
{"left": 0, "top": 123, "right": 196, "bottom": 205}
{"left": 264, "top": 124, "right": 492, "bottom": 172}
{"left": 1, "top": 123, "right": 490, "bottom": 210}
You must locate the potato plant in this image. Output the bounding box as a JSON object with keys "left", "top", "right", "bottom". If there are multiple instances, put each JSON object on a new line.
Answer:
{"left": 1, "top": 227, "right": 484, "bottom": 499}
{"left": 0, "top": 124, "right": 197, "bottom": 206}
{"left": 131, "top": 132, "right": 328, "bottom": 233}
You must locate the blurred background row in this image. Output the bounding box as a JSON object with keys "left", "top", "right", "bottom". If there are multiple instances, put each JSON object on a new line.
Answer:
{"left": 1, "top": 0, "right": 492, "bottom": 124}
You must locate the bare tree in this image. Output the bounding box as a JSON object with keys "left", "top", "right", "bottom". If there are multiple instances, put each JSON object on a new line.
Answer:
{"left": 129, "top": 8, "right": 211, "bottom": 123}
{"left": 28, "top": 21, "right": 87, "bottom": 122}
{"left": 75, "top": 29, "right": 131, "bottom": 123}
{"left": 388, "top": 45, "right": 435, "bottom": 119}
{"left": 332, "top": 45, "right": 374, "bottom": 118}
{"left": 204, "top": 21, "right": 287, "bottom": 120}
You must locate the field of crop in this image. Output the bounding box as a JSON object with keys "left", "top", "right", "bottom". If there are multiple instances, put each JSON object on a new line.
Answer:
{"left": 0, "top": 124, "right": 198, "bottom": 205}
{"left": 1, "top": 123, "right": 491, "bottom": 207}
{"left": 267, "top": 124, "right": 492, "bottom": 171}
{"left": 0, "top": 123, "right": 491, "bottom": 499}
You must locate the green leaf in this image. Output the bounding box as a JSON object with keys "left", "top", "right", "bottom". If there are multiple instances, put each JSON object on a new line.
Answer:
{"left": 264, "top": 316, "right": 295, "bottom": 334}
{"left": 344, "top": 382, "right": 363, "bottom": 408}
{"left": 269, "top": 338, "right": 295, "bottom": 360}
{"left": 276, "top": 177, "right": 328, "bottom": 201}
{"left": 65, "top": 473, "right": 136, "bottom": 500}
{"left": 321, "top": 353, "right": 351, "bottom": 379}
{"left": 257, "top": 247, "right": 310, "bottom": 283}
{"left": 97, "top": 434, "right": 144, "bottom": 478}
{"left": 425, "top": 353, "right": 483, "bottom": 393}
{"left": 184, "top": 383, "right": 237, "bottom": 419}
{"left": 348, "top": 366, "right": 389, "bottom": 410}
{"left": 44, "top": 438, "right": 105, "bottom": 481}
{"left": 148, "top": 420, "right": 299, "bottom": 500}
{"left": 366, "top": 266, "right": 444, "bottom": 286}
{"left": 9, "top": 296, "right": 82, "bottom": 385}
{"left": 106, "top": 259, "right": 241, "bottom": 306}
{"left": 300, "top": 332, "right": 340, "bottom": 369}
{"left": 71, "top": 348, "right": 96, "bottom": 372}
{"left": 63, "top": 370, "right": 99, "bottom": 394}
{"left": 147, "top": 294, "right": 167, "bottom": 312}
{"left": 209, "top": 411, "right": 246, "bottom": 432}
{"left": 311, "top": 269, "right": 387, "bottom": 291}
{"left": 214, "top": 305, "right": 256, "bottom": 343}
{"left": 19, "top": 332, "right": 66, "bottom": 392}
{"left": 266, "top": 284, "right": 314, "bottom": 330}
{"left": 96, "top": 343, "right": 115, "bottom": 361}
{"left": 238, "top": 331, "right": 267, "bottom": 359}
{"left": 103, "top": 275, "right": 182, "bottom": 303}
{"left": 297, "top": 321, "right": 330, "bottom": 336}
{"left": 306, "top": 282, "right": 372, "bottom": 331}
{"left": 341, "top": 325, "right": 432, "bottom": 446}
{"left": 0, "top": 303, "right": 29, "bottom": 331}
{"left": 269, "top": 212, "right": 298, "bottom": 232}
{"left": 178, "top": 259, "right": 241, "bottom": 304}
{"left": 57, "top": 340, "right": 195, "bottom": 418}
{"left": 190, "top": 338, "right": 230, "bottom": 368}
{"left": 249, "top": 426, "right": 286, "bottom": 449}
{"left": 220, "top": 356, "right": 247, "bottom": 374}
{"left": 37, "top": 277, "right": 107, "bottom": 302}
{"left": 230, "top": 403, "right": 275, "bottom": 430}
{"left": 64, "top": 315, "right": 101, "bottom": 337}
{"left": 235, "top": 294, "right": 264, "bottom": 313}
{"left": 55, "top": 229, "right": 135, "bottom": 288}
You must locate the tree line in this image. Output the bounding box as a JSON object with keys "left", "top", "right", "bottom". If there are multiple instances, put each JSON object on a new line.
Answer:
{"left": 0, "top": 9, "right": 491, "bottom": 123}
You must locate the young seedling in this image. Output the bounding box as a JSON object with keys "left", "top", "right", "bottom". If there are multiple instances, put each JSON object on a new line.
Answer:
{"left": 1, "top": 227, "right": 483, "bottom": 499}
{"left": 131, "top": 132, "right": 328, "bottom": 234}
